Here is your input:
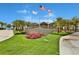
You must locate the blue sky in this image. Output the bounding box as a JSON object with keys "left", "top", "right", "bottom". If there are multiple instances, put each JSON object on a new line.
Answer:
{"left": 0, "top": 3, "right": 79, "bottom": 24}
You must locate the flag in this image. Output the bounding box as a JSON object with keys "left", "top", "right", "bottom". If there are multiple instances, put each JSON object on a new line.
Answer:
{"left": 39, "top": 5, "right": 46, "bottom": 11}
{"left": 32, "top": 10, "right": 38, "bottom": 15}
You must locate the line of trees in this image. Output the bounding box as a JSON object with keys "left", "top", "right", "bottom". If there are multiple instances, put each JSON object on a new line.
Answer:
{"left": 0, "top": 17, "right": 79, "bottom": 32}
{"left": 54, "top": 17, "right": 79, "bottom": 32}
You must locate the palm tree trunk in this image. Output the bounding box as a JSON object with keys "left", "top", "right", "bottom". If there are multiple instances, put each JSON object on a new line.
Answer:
{"left": 57, "top": 26, "right": 60, "bottom": 33}
{"left": 74, "top": 25, "right": 77, "bottom": 32}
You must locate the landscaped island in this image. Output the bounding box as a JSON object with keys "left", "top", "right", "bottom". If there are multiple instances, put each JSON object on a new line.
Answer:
{"left": 0, "top": 31, "right": 70, "bottom": 55}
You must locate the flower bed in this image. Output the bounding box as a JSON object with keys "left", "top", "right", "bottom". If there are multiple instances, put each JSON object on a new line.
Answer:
{"left": 26, "top": 32, "right": 44, "bottom": 39}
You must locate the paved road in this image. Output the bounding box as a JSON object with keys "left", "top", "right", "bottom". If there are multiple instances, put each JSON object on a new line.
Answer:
{"left": 0, "top": 30, "right": 14, "bottom": 42}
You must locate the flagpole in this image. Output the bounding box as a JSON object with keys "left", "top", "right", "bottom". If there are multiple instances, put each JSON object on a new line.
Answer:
{"left": 39, "top": 15, "right": 40, "bottom": 28}
{"left": 47, "top": 15, "right": 50, "bottom": 29}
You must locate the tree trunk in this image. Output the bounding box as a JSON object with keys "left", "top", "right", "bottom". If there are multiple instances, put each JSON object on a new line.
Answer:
{"left": 57, "top": 26, "right": 60, "bottom": 33}
{"left": 74, "top": 25, "right": 77, "bottom": 32}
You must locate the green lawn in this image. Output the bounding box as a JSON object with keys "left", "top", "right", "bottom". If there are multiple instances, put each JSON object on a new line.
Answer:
{"left": 0, "top": 31, "right": 71, "bottom": 55}
{"left": 52, "top": 32, "right": 72, "bottom": 36}
{"left": 0, "top": 34, "right": 61, "bottom": 55}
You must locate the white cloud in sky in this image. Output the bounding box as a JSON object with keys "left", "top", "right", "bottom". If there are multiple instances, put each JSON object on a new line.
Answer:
{"left": 17, "top": 9, "right": 29, "bottom": 14}
{"left": 44, "top": 13, "right": 56, "bottom": 18}
{"left": 23, "top": 15, "right": 55, "bottom": 24}
{"left": 17, "top": 9, "right": 56, "bottom": 23}
{"left": 42, "top": 13, "right": 56, "bottom": 23}
{"left": 48, "top": 13, "right": 52, "bottom": 17}
{"left": 23, "top": 16, "right": 32, "bottom": 22}
{"left": 32, "top": 10, "right": 38, "bottom": 15}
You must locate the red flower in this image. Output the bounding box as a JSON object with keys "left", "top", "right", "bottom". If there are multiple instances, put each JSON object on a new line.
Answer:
{"left": 26, "top": 32, "right": 43, "bottom": 39}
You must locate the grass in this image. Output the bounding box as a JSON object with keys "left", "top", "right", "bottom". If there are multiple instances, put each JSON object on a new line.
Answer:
{"left": 0, "top": 34, "right": 61, "bottom": 55}
{"left": 52, "top": 32, "right": 72, "bottom": 36}
{"left": 13, "top": 30, "right": 26, "bottom": 35}
{"left": 0, "top": 31, "right": 71, "bottom": 55}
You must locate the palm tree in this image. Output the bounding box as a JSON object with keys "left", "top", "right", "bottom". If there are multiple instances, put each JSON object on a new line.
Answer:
{"left": 62, "top": 19, "right": 70, "bottom": 32}
{"left": 12, "top": 20, "right": 26, "bottom": 31}
{"left": 71, "top": 17, "right": 79, "bottom": 32}
{"left": 55, "top": 17, "right": 63, "bottom": 32}
{"left": 26, "top": 22, "right": 32, "bottom": 27}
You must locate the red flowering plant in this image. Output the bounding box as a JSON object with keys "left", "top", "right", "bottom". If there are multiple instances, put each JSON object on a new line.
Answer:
{"left": 26, "top": 32, "right": 44, "bottom": 39}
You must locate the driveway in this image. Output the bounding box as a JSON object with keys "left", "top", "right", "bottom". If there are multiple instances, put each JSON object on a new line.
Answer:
{"left": 0, "top": 30, "right": 14, "bottom": 42}
{"left": 60, "top": 32, "right": 79, "bottom": 55}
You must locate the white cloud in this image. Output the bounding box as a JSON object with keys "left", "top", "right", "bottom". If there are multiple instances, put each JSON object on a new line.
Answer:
{"left": 24, "top": 16, "right": 31, "bottom": 21}
{"left": 48, "top": 13, "right": 52, "bottom": 17}
{"left": 44, "top": 13, "right": 56, "bottom": 18}
{"left": 17, "top": 9, "right": 29, "bottom": 14}
{"left": 32, "top": 10, "right": 38, "bottom": 15}
{"left": 42, "top": 13, "right": 56, "bottom": 23}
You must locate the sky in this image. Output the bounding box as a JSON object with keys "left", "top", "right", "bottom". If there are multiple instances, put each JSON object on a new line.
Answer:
{"left": 0, "top": 3, "right": 79, "bottom": 24}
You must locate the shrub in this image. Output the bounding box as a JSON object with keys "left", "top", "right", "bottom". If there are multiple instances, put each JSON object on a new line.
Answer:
{"left": 26, "top": 32, "right": 44, "bottom": 39}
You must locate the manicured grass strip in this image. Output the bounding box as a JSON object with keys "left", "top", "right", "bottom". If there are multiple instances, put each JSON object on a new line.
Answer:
{"left": 0, "top": 34, "right": 60, "bottom": 55}
{"left": 52, "top": 32, "right": 72, "bottom": 36}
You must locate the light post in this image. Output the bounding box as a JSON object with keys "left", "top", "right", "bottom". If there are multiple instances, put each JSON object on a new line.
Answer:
{"left": 48, "top": 18, "right": 50, "bottom": 29}
{"left": 47, "top": 16, "right": 50, "bottom": 29}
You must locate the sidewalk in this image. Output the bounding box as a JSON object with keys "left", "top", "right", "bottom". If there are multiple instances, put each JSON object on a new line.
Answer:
{"left": 0, "top": 30, "right": 14, "bottom": 42}
{"left": 60, "top": 32, "right": 79, "bottom": 55}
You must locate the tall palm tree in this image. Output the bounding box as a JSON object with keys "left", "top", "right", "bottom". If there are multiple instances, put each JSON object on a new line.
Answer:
{"left": 55, "top": 17, "right": 63, "bottom": 32}
{"left": 62, "top": 19, "right": 70, "bottom": 32}
{"left": 12, "top": 20, "right": 26, "bottom": 31}
{"left": 26, "top": 22, "right": 32, "bottom": 27}
{"left": 71, "top": 17, "right": 79, "bottom": 32}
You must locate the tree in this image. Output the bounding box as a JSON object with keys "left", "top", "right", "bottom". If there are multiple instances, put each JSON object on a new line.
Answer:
{"left": 7, "top": 24, "right": 12, "bottom": 29}
{"left": 62, "top": 19, "right": 70, "bottom": 32}
{"left": 26, "top": 22, "right": 32, "bottom": 27}
{"left": 12, "top": 20, "right": 26, "bottom": 31}
{"left": 49, "top": 22, "right": 55, "bottom": 29}
{"left": 71, "top": 17, "right": 79, "bottom": 32}
{"left": 0, "top": 21, "right": 6, "bottom": 29}
{"left": 55, "top": 17, "right": 63, "bottom": 32}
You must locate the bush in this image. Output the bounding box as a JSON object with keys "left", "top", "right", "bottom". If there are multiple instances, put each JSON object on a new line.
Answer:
{"left": 26, "top": 32, "right": 44, "bottom": 39}
{"left": 14, "top": 30, "right": 26, "bottom": 35}
{"left": 52, "top": 32, "right": 72, "bottom": 36}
